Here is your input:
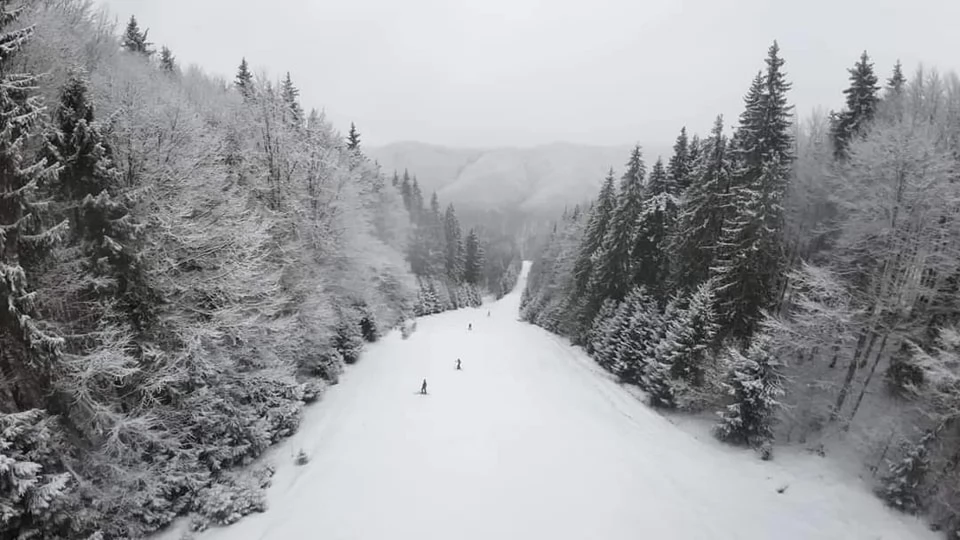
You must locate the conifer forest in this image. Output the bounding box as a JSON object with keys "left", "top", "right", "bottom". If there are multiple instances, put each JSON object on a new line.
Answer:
{"left": 0, "top": 0, "right": 958, "bottom": 538}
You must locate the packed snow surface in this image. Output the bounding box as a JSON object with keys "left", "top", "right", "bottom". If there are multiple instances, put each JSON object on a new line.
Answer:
{"left": 179, "top": 261, "right": 934, "bottom": 540}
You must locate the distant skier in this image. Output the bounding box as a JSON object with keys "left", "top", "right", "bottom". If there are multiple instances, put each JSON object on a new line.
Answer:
{"left": 468, "top": 323, "right": 472, "bottom": 331}
{"left": 456, "top": 359, "right": 462, "bottom": 370}
{"left": 420, "top": 379, "right": 428, "bottom": 395}
{"left": 487, "top": 310, "right": 491, "bottom": 317}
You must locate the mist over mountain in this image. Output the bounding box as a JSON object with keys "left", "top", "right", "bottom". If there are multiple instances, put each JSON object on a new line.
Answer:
{"left": 369, "top": 141, "right": 673, "bottom": 217}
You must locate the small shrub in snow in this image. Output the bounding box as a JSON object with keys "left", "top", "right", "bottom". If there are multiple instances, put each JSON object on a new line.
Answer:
{"left": 878, "top": 433, "right": 932, "bottom": 515}
{"left": 301, "top": 381, "right": 324, "bottom": 404}
{"left": 295, "top": 450, "right": 310, "bottom": 466}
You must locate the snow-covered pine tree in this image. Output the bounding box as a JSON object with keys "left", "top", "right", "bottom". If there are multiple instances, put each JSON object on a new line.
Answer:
{"left": 585, "top": 298, "right": 619, "bottom": 355}
{"left": 671, "top": 116, "right": 731, "bottom": 293}
{"left": 464, "top": 228, "right": 484, "bottom": 285}
{"left": 347, "top": 122, "right": 361, "bottom": 151}
{"left": 885, "top": 60, "right": 906, "bottom": 96}
{"left": 590, "top": 145, "right": 646, "bottom": 304}
{"left": 443, "top": 203, "right": 465, "bottom": 282}
{"left": 712, "top": 42, "right": 794, "bottom": 343}
{"left": 714, "top": 330, "right": 784, "bottom": 452}
{"left": 572, "top": 169, "right": 616, "bottom": 296}
{"left": 643, "top": 296, "right": 683, "bottom": 408}
{"left": 613, "top": 287, "right": 662, "bottom": 384}
{"left": 570, "top": 169, "right": 617, "bottom": 337}
{"left": 591, "top": 296, "right": 632, "bottom": 372}
{"left": 667, "top": 127, "right": 692, "bottom": 193}
{"left": 0, "top": 0, "right": 66, "bottom": 407}
{"left": 159, "top": 46, "right": 176, "bottom": 73}
{"left": 830, "top": 51, "right": 880, "bottom": 159}
{"left": 236, "top": 57, "right": 253, "bottom": 98}
{"left": 878, "top": 431, "right": 933, "bottom": 515}
{"left": 281, "top": 72, "right": 304, "bottom": 126}
{"left": 632, "top": 157, "right": 679, "bottom": 301}
{"left": 121, "top": 15, "right": 152, "bottom": 55}
{"left": 649, "top": 279, "right": 720, "bottom": 409}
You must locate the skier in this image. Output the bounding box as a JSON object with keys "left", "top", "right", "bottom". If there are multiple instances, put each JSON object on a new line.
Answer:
{"left": 420, "top": 379, "right": 428, "bottom": 395}
{"left": 456, "top": 359, "right": 462, "bottom": 370}
{"left": 468, "top": 323, "right": 472, "bottom": 331}
{"left": 487, "top": 310, "right": 491, "bottom": 317}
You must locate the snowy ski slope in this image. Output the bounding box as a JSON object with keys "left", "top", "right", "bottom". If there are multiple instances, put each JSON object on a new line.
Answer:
{"left": 173, "top": 261, "right": 934, "bottom": 540}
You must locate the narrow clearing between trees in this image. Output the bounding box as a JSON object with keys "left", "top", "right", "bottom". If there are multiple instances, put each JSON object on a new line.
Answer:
{"left": 173, "top": 262, "right": 933, "bottom": 540}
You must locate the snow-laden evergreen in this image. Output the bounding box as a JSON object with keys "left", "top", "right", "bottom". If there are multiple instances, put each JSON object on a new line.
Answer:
{"left": 714, "top": 330, "right": 785, "bottom": 453}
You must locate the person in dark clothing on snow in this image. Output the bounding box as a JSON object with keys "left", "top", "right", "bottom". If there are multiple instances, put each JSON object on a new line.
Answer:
{"left": 420, "top": 379, "right": 428, "bottom": 395}
{"left": 456, "top": 359, "right": 462, "bottom": 370}
{"left": 487, "top": 310, "right": 491, "bottom": 317}
{"left": 468, "top": 323, "right": 472, "bottom": 331}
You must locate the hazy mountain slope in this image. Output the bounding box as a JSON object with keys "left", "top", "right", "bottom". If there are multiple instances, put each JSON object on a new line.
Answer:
{"left": 369, "top": 141, "right": 672, "bottom": 215}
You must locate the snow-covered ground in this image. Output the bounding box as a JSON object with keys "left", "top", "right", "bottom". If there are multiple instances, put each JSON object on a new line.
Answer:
{"left": 167, "top": 261, "right": 934, "bottom": 540}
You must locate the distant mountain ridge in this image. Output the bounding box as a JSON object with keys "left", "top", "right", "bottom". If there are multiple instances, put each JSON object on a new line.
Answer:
{"left": 368, "top": 141, "right": 672, "bottom": 216}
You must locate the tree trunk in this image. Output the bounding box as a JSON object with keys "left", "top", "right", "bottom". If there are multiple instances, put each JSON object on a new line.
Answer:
{"left": 832, "top": 330, "right": 878, "bottom": 421}
{"left": 846, "top": 332, "right": 891, "bottom": 427}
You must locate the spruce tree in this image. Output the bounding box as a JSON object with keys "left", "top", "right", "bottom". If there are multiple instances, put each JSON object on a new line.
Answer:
{"left": 400, "top": 169, "right": 413, "bottom": 211}
{"left": 712, "top": 42, "right": 793, "bottom": 342}
{"left": 444, "top": 203, "right": 465, "bottom": 282}
{"left": 632, "top": 157, "right": 679, "bottom": 300}
{"left": 647, "top": 279, "right": 719, "bottom": 410}
{"left": 831, "top": 51, "right": 880, "bottom": 158}
{"left": 570, "top": 169, "right": 617, "bottom": 335}
{"left": 667, "top": 127, "right": 692, "bottom": 192}
{"left": 590, "top": 145, "right": 646, "bottom": 304}
{"left": 0, "top": 1, "right": 66, "bottom": 410}
{"left": 347, "top": 122, "right": 361, "bottom": 151}
{"left": 464, "top": 228, "right": 484, "bottom": 285}
{"left": 410, "top": 177, "right": 424, "bottom": 220}
{"left": 121, "top": 15, "right": 152, "bottom": 56}
{"left": 671, "top": 115, "right": 731, "bottom": 293}
{"left": 235, "top": 57, "right": 253, "bottom": 98}
{"left": 687, "top": 134, "right": 702, "bottom": 174}
{"left": 714, "top": 330, "right": 784, "bottom": 452}
{"left": 886, "top": 60, "right": 906, "bottom": 97}
{"left": 159, "top": 46, "right": 176, "bottom": 73}
{"left": 613, "top": 287, "right": 662, "bottom": 384}
{"left": 281, "top": 72, "right": 304, "bottom": 125}
{"left": 878, "top": 431, "right": 932, "bottom": 515}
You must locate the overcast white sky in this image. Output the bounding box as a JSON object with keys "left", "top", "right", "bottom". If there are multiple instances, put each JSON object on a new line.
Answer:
{"left": 101, "top": 0, "right": 960, "bottom": 148}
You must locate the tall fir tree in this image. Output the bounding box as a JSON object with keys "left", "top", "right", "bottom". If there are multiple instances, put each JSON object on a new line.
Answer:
{"left": 400, "top": 169, "right": 413, "bottom": 211}
{"left": 347, "top": 122, "right": 361, "bottom": 151}
{"left": 667, "top": 127, "right": 692, "bottom": 192}
{"left": 570, "top": 169, "right": 617, "bottom": 334}
{"left": 0, "top": 0, "right": 66, "bottom": 416}
{"left": 886, "top": 59, "right": 906, "bottom": 96}
{"left": 444, "top": 203, "right": 465, "bottom": 282}
{"left": 831, "top": 51, "right": 880, "bottom": 158}
{"left": 159, "top": 45, "right": 176, "bottom": 73}
{"left": 612, "top": 287, "right": 663, "bottom": 384}
{"left": 671, "top": 115, "right": 731, "bottom": 293}
{"left": 281, "top": 72, "right": 304, "bottom": 125}
{"left": 121, "top": 15, "right": 152, "bottom": 56}
{"left": 632, "top": 157, "right": 679, "bottom": 300}
{"left": 647, "top": 279, "right": 720, "bottom": 409}
{"left": 464, "top": 228, "right": 484, "bottom": 285}
{"left": 714, "top": 330, "right": 784, "bottom": 453}
{"left": 712, "top": 42, "right": 793, "bottom": 342}
{"left": 235, "top": 57, "right": 253, "bottom": 98}
{"left": 590, "top": 146, "right": 646, "bottom": 305}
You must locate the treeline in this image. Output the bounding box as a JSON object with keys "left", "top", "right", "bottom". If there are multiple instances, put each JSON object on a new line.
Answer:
{"left": 391, "top": 170, "right": 484, "bottom": 314}
{"left": 0, "top": 1, "right": 433, "bottom": 537}
{"left": 522, "top": 42, "right": 960, "bottom": 534}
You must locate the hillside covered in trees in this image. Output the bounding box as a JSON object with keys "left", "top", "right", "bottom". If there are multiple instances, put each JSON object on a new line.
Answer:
{"left": 0, "top": 1, "right": 517, "bottom": 537}
{"left": 522, "top": 43, "right": 960, "bottom": 534}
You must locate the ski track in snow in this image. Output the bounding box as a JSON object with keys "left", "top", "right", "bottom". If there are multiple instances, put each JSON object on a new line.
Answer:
{"left": 167, "top": 262, "right": 935, "bottom": 540}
